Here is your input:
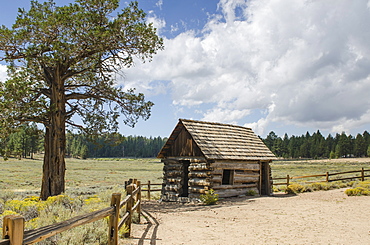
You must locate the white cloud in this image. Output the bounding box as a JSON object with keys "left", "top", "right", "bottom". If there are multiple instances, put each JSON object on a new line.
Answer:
{"left": 123, "top": 0, "right": 370, "bottom": 135}
{"left": 146, "top": 13, "right": 166, "bottom": 35}
{"left": 156, "top": 0, "right": 163, "bottom": 10}
{"left": 0, "top": 64, "right": 7, "bottom": 81}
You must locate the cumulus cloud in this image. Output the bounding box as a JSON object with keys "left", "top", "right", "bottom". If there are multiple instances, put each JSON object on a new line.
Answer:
{"left": 123, "top": 0, "right": 370, "bottom": 135}
{"left": 0, "top": 64, "right": 7, "bottom": 81}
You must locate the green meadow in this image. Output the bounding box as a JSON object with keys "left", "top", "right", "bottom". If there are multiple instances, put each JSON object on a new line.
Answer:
{"left": 0, "top": 156, "right": 163, "bottom": 196}
{"left": 1, "top": 156, "right": 370, "bottom": 195}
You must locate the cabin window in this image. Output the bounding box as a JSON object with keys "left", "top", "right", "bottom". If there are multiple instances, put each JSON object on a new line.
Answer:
{"left": 222, "top": 169, "right": 234, "bottom": 185}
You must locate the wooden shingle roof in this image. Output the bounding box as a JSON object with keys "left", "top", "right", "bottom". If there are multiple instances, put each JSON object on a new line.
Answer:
{"left": 158, "top": 119, "right": 277, "bottom": 160}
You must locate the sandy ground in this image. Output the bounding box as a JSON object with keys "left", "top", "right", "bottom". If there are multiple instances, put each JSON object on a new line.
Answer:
{"left": 124, "top": 189, "right": 370, "bottom": 245}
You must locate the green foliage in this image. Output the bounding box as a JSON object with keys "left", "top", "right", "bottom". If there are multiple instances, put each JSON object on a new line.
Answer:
{"left": 246, "top": 189, "right": 257, "bottom": 196}
{"left": 0, "top": 0, "right": 163, "bottom": 198}
{"left": 329, "top": 151, "right": 336, "bottom": 159}
{"left": 4, "top": 123, "right": 43, "bottom": 159}
{"left": 263, "top": 130, "right": 370, "bottom": 159}
{"left": 199, "top": 189, "right": 219, "bottom": 205}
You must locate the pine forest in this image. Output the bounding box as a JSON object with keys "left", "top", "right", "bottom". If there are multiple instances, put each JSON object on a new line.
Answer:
{"left": 1, "top": 124, "right": 370, "bottom": 160}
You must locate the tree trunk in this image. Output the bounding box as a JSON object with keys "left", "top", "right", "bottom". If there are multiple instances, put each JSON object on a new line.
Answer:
{"left": 40, "top": 69, "right": 66, "bottom": 200}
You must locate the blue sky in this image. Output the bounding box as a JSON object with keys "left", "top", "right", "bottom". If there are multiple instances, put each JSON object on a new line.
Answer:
{"left": 1, "top": 0, "right": 370, "bottom": 138}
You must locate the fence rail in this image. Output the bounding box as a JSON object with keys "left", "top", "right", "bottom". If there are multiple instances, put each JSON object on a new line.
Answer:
{"left": 140, "top": 181, "right": 162, "bottom": 200}
{"left": 272, "top": 168, "right": 370, "bottom": 187}
{"left": 1, "top": 179, "right": 142, "bottom": 245}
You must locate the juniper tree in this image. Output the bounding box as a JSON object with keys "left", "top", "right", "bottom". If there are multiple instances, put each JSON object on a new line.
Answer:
{"left": 0, "top": 0, "right": 163, "bottom": 199}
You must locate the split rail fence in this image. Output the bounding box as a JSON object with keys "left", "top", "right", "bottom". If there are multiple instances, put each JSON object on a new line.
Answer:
{"left": 1, "top": 179, "right": 144, "bottom": 245}
{"left": 272, "top": 167, "right": 370, "bottom": 187}
{"left": 140, "top": 181, "right": 162, "bottom": 200}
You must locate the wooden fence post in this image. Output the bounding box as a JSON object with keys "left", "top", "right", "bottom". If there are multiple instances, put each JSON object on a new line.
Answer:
{"left": 286, "top": 175, "right": 290, "bottom": 188}
{"left": 108, "top": 193, "right": 121, "bottom": 245}
{"left": 137, "top": 180, "right": 141, "bottom": 224}
{"left": 3, "top": 215, "right": 24, "bottom": 245}
{"left": 124, "top": 185, "right": 134, "bottom": 238}
{"left": 147, "top": 180, "right": 151, "bottom": 201}
{"left": 326, "top": 172, "right": 329, "bottom": 182}
{"left": 361, "top": 168, "right": 365, "bottom": 181}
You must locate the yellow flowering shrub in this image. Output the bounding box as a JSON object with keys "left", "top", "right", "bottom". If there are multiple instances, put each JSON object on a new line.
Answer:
{"left": 84, "top": 195, "right": 102, "bottom": 205}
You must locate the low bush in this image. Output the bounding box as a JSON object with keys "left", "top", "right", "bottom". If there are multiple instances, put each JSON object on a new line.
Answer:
{"left": 286, "top": 183, "right": 306, "bottom": 194}
{"left": 246, "top": 189, "right": 257, "bottom": 196}
{"left": 345, "top": 181, "right": 370, "bottom": 196}
{"left": 199, "top": 189, "right": 219, "bottom": 205}
{"left": 0, "top": 187, "right": 128, "bottom": 244}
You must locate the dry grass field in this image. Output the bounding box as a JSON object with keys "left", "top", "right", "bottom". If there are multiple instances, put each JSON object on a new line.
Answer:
{"left": 1, "top": 156, "right": 369, "bottom": 196}
{"left": 1, "top": 157, "right": 370, "bottom": 244}
{"left": 0, "top": 156, "right": 163, "bottom": 196}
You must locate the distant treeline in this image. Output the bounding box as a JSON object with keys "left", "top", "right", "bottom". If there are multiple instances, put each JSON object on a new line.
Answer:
{"left": 262, "top": 130, "right": 370, "bottom": 159}
{"left": 2, "top": 124, "right": 370, "bottom": 159}
{"left": 66, "top": 133, "right": 167, "bottom": 159}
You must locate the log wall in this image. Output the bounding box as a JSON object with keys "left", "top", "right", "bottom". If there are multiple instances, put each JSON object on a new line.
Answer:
{"left": 210, "top": 161, "right": 261, "bottom": 198}
{"left": 188, "top": 162, "right": 211, "bottom": 199}
{"left": 161, "top": 158, "right": 210, "bottom": 201}
{"left": 161, "top": 159, "right": 183, "bottom": 201}
{"left": 161, "top": 159, "right": 272, "bottom": 201}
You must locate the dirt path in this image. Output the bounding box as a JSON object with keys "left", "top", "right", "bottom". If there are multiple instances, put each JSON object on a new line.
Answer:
{"left": 125, "top": 189, "right": 370, "bottom": 245}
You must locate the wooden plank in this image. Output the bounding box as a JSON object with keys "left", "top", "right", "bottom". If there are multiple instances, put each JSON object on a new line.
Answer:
{"left": 189, "top": 178, "right": 211, "bottom": 186}
{"left": 272, "top": 182, "right": 289, "bottom": 186}
{"left": 2, "top": 216, "right": 24, "bottom": 245}
{"left": 189, "top": 187, "right": 207, "bottom": 194}
{"left": 118, "top": 212, "right": 130, "bottom": 230}
{"left": 108, "top": 193, "right": 121, "bottom": 245}
{"left": 212, "top": 162, "right": 260, "bottom": 170}
{"left": 291, "top": 174, "right": 326, "bottom": 179}
{"left": 234, "top": 172, "right": 260, "bottom": 178}
{"left": 188, "top": 172, "right": 209, "bottom": 178}
{"left": 141, "top": 189, "right": 161, "bottom": 192}
{"left": 259, "top": 161, "right": 262, "bottom": 195}
{"left": 272, "top": 177, "right": 289, "bottom": 180}
{"left": 0, "top": 240, "right": 10, "bottom": 245}
{"left": 124, "top": 185, "right": 134, "bottom": 238}
{"left": 215, "top": 187, "right": 258, "bottom": 198}
{"left": 119, "top": 195, "right": 131, "bottom": 209}
{"left": 132, "top": 200, "right": 141, "bottom": 212}
{"left": 212, "top": 184, "right": 257, "bottom": 190}
{"left": 165, "top": 170, "right": 183, "bottom": 177}
{"left": 329, "top": 176, "right": 362, "bottom": 182}
{"left": 329, "top": 170, "right": 361, "bottom": 176}
{"left": 234, "top": 178, "right": 260, "bottom": 184}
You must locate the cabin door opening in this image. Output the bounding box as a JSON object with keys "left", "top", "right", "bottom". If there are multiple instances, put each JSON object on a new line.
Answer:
{"left": 180, "top": 160, "right": 190, "bottom": 197}
{"left": 260, "top": 162, "right": 270, "bottom": 195}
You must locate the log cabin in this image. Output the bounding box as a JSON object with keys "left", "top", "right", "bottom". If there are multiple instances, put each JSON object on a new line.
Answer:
{"left": 157, "top": 119, "right": 277, "bottom": 202}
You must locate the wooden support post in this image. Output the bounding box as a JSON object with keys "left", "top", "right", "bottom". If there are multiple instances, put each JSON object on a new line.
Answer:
{"left": 148, "top": 180, "right": 151, "bottom": 201}
{"left": 108, "top": 193, "right": 121, "bottom": 245}
{"left": 3, "top": 215, "right": 24, "bottom": 245}
{"left": 124, "top": 185, "right": 134, "bottom": 238}
{"left": 259, "top": 161, "right": 262, "bottom": 195}
{"left": 361, "top": 168, "right": 365, "bottom": 181}
{"left": 287, "top": 175, "right": 290, "bottom": 187}
{"left": 326, "top": 172, "right": 329, "bottom": 182}
{"left": 137, "top": 180, "right": 141, "bottom": 224}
